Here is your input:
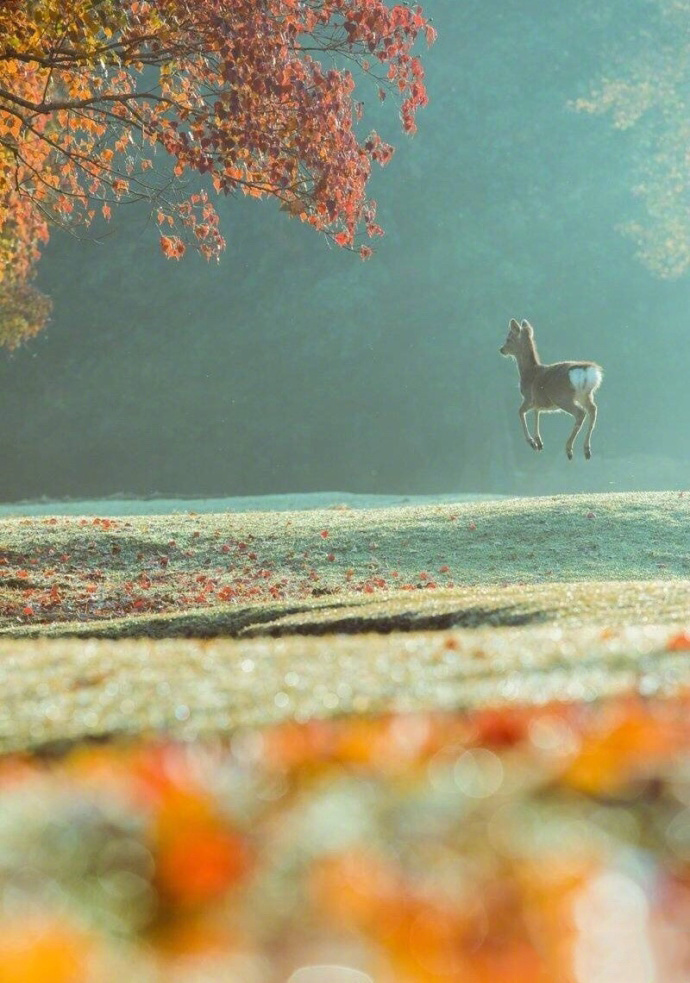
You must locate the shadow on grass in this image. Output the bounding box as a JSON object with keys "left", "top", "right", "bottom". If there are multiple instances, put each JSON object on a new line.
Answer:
{"left": 5, "top": 600, "right": 551, "bottom": 641}
{"left": 240, "top": 604, "right": 551, "bottom": 638}
{"left": 1, "top": 601, "right": 349, "bottom": 640}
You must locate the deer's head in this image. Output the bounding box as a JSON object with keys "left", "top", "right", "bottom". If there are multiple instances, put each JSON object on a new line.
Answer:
{"left": 500, "top": 318, "right": 522, "bottom": 357}
{"left": 500, "top": 318, "right": 535, "bottom": 357}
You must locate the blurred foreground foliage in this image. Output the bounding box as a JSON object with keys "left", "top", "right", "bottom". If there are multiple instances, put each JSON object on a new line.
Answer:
{"left": 2, "top": 693, "right": 690, "bottom": 981}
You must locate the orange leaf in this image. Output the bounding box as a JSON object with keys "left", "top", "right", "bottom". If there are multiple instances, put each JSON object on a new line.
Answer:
{"left": 0, "top": 917, "right": 95, "bottom": 983}
{"left": 160, "top": 235, "right": 185, "bottom": 260}
{"left": 154, "top": 789, "right": 252, "bottom": 905}
{"left": 156, "top": 826, "right": 251, "bottom": 905}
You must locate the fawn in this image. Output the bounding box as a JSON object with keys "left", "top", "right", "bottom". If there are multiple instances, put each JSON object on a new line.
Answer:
{"left": 500, "top": 318, "right": 603, "bottom": 460}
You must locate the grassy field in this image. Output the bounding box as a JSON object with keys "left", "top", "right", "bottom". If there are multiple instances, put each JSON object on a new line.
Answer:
{"left": 1, "top": 490, "right": 689, "bottom": 753}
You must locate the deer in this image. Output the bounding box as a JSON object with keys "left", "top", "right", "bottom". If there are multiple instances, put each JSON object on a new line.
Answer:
{"left": 500, "top": 318, "right": 603, "bottom": 460}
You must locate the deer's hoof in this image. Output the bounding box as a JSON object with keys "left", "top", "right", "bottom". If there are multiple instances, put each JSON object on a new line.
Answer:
{"left": 566, "top": 449, "right": 573, "bottom": 461}
{"left": 585, "top": 448, "right": 592, "bottom": 460}
{"left": 529, "top": 439, "right": 541, "bottom": 451}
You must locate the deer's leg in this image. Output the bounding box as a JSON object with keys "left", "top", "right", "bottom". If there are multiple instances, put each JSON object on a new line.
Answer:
{"left": 519, "top": 400, "right": 540, "bottom": 451}
{"left": 566, "top": 410, "right": 586, "bottom": 460}
{"left": 561, "top": 402, "right": 586, "bottom": 459}
{"left": 533, "top": 410, "right": 543, "bottom": 451}
{"left": 581, "top": 394, "right": 598, "bottom": 460}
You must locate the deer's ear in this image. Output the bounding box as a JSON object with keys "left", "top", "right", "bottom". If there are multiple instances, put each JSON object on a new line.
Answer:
{"left": 520, "top": 320, "right": 534, "bottom": 337}
{"left": 509, "top": 318, "right": 520, "bottom": 331}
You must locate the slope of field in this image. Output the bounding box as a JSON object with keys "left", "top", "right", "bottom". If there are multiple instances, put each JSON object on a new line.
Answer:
{"left": 0, "top": 491, "right": 688, "bottom": 752}
{"left": 0, "top": 490, "right": 688, "bottom": 637}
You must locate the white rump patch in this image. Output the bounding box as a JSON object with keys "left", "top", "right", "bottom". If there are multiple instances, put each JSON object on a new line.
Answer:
{"left": 569, "top": 365, "right": 602, "bottom": 394}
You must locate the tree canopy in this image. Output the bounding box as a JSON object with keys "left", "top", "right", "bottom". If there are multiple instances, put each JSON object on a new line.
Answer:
{"left": 574, "top": 0, "right": 690, "bottom": 278}
{"left": 0, "top": 0, "right": 433, "bottom": 347}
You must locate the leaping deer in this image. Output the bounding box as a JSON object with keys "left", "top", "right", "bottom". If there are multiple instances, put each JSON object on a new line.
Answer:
{"left": 500, "top": 318, "right": 603, "bottom": 460}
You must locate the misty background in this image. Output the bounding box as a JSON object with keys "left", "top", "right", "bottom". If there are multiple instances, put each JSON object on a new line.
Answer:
{"left": 2, "top": 0, "right": 688, "bottom": 503}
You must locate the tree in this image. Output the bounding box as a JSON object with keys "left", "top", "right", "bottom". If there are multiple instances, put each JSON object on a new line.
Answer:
{"left": 574, "top": 0, "right": 690, "bottom": 278}
{"left": 0, "top": 0, "right": 434, "bottom": 347}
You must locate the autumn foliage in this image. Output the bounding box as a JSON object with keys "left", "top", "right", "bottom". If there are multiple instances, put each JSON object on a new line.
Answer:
{"left": 0, "top": 0, "right": 433, "bottom": 346}
{"left": 2, "top": 696, "right": 690, "bottom": 980}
